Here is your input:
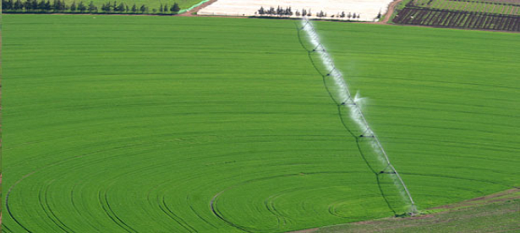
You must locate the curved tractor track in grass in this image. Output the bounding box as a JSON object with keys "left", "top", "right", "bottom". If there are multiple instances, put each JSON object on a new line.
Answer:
{"left": 4, "top": 141, "right": 149, "bottom": 232}
{"left": 209, "top": 172, "right": 384, "bottom": 233}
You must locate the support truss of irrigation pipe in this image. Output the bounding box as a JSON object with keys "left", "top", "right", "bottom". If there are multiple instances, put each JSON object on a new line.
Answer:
{"left": 299, "top": 17, "right": 417, "bottom": 215}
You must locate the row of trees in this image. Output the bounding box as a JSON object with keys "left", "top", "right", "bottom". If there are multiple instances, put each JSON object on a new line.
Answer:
{"left": 256, "top": 6, "right": 363, "bottom": 19}
{"left": 257, "top": 6, "right": 293, "bottom": 16}
{"left": 2, "top": 0, "right": 180, "bottom": 14}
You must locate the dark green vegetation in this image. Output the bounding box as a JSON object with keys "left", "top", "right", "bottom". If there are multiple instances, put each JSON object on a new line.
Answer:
{"left": 2, "top": 0, "right": 200, "bottom": 14}
{"left": 393, "top": 0, "right": 520, "bottom": 31}
{"left": 256, "top": 6, "right": 358, "bottom": 20}
{"left": 317, "top": 189, "right": 520, "bottom": 232}
{"left": 3, "top": 15, "right": 520, "bottom": 232}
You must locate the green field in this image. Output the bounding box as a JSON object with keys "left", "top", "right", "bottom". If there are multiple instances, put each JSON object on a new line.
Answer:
{"left": 65, "top": 0, "right": 202, "bottom": 11}
{"left": 3, "top": 15, "right": 520, "bottom": 232}
{"left": 3, "top": 0, "right": 203, "bottom": 12}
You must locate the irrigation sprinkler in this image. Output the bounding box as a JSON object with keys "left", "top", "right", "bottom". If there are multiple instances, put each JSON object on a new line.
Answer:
{"left": 301, "top": 19, "right": 312, "bottom": 29}
{"left": 360, "top": 128, "right": 375, "bottom": 138}
{"left": 326, "top": 68, "right": 336, "bottom": 76}
{"left": 341, "top": 101, "right": 356, "bottom": 106}
{"left": 300, "top": 17, "right": 417, "bottom": 215}
{"left": 379, "top": 171, "right": 397, "bottom": 174}
{"left": 312, "top": 44, "right": 326, "bottom": 52}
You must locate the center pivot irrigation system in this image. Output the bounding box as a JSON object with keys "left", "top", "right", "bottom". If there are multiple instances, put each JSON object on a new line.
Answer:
{"left": 299, "top": 17, "right": 417, "bottom": 215}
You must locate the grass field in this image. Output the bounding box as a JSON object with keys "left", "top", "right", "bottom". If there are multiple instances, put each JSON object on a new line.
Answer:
{"left": 3, "top": 0, "right": 203, "bottom": 12}
{"left": 78, "top": 0, "right": 204, "bottom": 11}
{"left": 3, "top": 15, "right": 520, "bottom": 232}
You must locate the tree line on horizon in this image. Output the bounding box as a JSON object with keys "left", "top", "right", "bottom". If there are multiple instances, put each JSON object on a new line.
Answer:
{"left": 256, "top": 6, "right": 365, "bottom": 19}
{"left": 2, "top": 0, "right": 181, "bottom": 14}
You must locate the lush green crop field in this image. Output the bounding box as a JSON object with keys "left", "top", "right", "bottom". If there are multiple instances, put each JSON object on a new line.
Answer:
{"left": 3, "top": 15, "right": 520, "bottom": 232}
{"left": 4, "top": 0, "right": 203, "bottom": 12}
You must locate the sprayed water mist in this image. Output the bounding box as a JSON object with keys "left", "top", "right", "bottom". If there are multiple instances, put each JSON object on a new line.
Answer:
{"left": 300, "top": 18, "right": 417, "bottom": 214}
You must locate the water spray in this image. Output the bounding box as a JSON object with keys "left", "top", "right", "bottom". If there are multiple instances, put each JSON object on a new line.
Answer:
{"left": 300, "top": 17, "right": 417, "bottom": 215}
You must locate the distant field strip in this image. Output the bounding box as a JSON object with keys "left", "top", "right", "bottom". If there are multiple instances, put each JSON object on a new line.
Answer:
{"left": 393, "top": 0, "right": 520, "bottom": 31}
{"left": 3, "top": 15, "right": 520, "bottom": 232}
{"left": 394, "top": 8, "right": 520, "bottom": 30}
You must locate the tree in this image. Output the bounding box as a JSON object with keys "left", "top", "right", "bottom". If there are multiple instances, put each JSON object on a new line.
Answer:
{"left": 258, "top": 6, "right": 264, "bottom": 15}
{"left": 31, "top": 0, "right": 37, "bottom": 9}
{"left": 2, "top": 0, "right": 7, "bottom": 10}
{"left": 38, "top": 0, "right": 45, "bottom": 9}
{"left": 347, "top": 12, "right": 352, "bottom": 19}
{"left": 53, "top": 0, "right": 65, "bottom": 11}
{"left": 7, "top": 0, "right": 14, "bottom": 10}
{"left": 54, "top": 0, "right": 61, "bottom": 11}
{"left": 163, "top": 4, "right": 167, "bottom": 12}
{"left": 14, "top": 0, "right": 22, "bottom": 9}
{"left": 131, "top": 3, "right": 136, "bottom": 12}
{"left": 118, "top": 2, "right": 124, "bottom": 12}
{"left": 170, "top": 2, "right": 179, "bottom": 12}
{"left": 302, "top": 9, "right": 306, "bottom": 16}
{"left": 159, "top": 3, "right": 163, "bottom": 12}
{"left": 23, "top": 0, "right": 30, "bottom": 9}
{"left": 101, "top": 1, "right": 111, "bottom": 12}
{"left": 268, "top": 6, "right": 274, "bottom": 15}
{"left": 377, "top": 11, "right": 381, "bottom": 19}
{"left": 340, "top": 11, "right": 345, "bottom": 18}
{"left": 285, "top": 7, "right": 292, "bottom": 16}
{"left": 62, "top": 0, "right": 68, "bottom": 10}
{"left": 70, "top": 1, "right": 76, "bottom": 11}
{"left": 23, "top": 0, "right": 28, "bottom": 9}
{"left": 295, "top": 10, "right": 300, "bottom": 16}
{"left": 78, "top": 1, "right": 85, "bottom": 12}
{"left": 352, "top": 13, "right": 356, "bottom": 19}
{"left": 317, "top": 10, "right": 327, "bottom": 18}
{"left": 88, "top": 1, "right": 96, "bottom": 12}
{"left": 140, "top": 4, "right": 145, "bottom": 13}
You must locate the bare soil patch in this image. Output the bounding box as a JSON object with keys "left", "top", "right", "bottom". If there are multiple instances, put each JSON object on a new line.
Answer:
{"left": 379, "top": 0, "right": 405, "bottom": 24}
{"left": 287, "top": 228, "right": 319, "bottom": 233}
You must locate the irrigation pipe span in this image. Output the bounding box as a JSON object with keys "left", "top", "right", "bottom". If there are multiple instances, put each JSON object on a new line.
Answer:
{"left": 300, "top": 17, "right": 417, "bottom": 214}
